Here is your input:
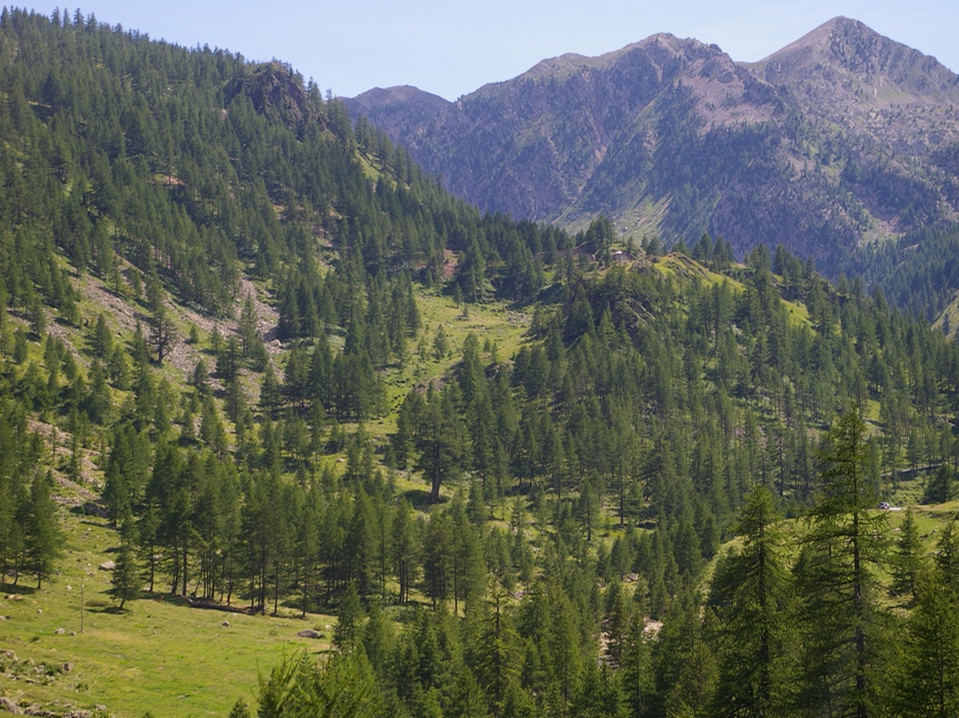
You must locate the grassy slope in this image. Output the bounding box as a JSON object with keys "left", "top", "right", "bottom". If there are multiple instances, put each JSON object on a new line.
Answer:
{"left": 0, "top": 510, "right": 337, "bottom": 717}
{"left": 0, "top": 262, "right": 532, "bottom": 716}
{"left": 4, "top": 246, "right": 952, "bottom": 715}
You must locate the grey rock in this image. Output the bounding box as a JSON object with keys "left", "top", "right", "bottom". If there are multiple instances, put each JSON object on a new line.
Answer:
{"left": 0, "top": 696, "right": 23, "bottom": 714}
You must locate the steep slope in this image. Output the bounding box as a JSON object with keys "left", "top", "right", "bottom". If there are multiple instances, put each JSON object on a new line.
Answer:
{"left": 748, "top": 17, "right": 959, "bottom": 237}
{"left": 351, "top": 34, "right": 785, "bottom": 235}
{"left": 349, "top": 18, "right": 959, "bottom": 271}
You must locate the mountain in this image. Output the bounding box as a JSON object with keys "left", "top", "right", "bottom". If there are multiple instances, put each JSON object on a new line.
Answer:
{"left": 347, "top": 18, "right": 959, "bottom": 271}
{"left": 4, "top": 9, "right": 959, "bottom": 717}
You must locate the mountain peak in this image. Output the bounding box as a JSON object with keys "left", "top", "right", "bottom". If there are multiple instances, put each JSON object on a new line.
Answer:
{"left": 347, "top": 85, "right": 450, "bottom": 143}
{"left": 754, "top": 16, "right": 878, "bottom": 63}
{"left": 350, "top": 19, "right": 959, "bottom": 266}
{"left": 750, "top": 17, "right": 959, "bottom": 105}
{"left": 765, "top": 16, "right": 864, "bottom": 54}
{"left": 488, "top": 31, "right": 736, "bottom": 92}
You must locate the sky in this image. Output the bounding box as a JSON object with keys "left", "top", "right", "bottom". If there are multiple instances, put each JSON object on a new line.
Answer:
{"left": 15, "top": 1, "right": 959, "bottom": 100}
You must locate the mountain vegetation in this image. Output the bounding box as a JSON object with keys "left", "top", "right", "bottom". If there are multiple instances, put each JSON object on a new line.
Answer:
{"left": 348, "top": 17, "right": 959, "bottom": 278}
{"left": 0, "top": 8, "right": 958, "bottom": 718}
{"left": 853, "top": 222, "right": 959, "bottom": 337}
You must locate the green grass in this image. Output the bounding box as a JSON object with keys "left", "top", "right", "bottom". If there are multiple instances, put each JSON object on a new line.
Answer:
{"left": 1, "top": 282, "right": 530, "bottom": 716}
{"left": 0, "top": 513, "right": 335, "bottom": 717}
{"left": 363, "top": 289, "right": 531, "bottom": 443}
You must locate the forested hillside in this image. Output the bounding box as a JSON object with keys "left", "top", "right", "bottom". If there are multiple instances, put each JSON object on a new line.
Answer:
{"left": 853, "top": 222, "right": 959, "bottom": 334}
{"left": 1, "top": 9, "right": 959, "bottom": 718}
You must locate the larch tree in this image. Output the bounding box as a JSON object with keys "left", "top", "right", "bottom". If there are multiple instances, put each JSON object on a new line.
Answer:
{"left": 889, "top": 507, "right": 925, "bottom": 606}
{"left": 110, "top": 513, "right": 140, "bottom": 609}
{"left": 707, "top": 484, "right": 795, "bottom": 717}
{"left": 26, "top": 471, "right": 63, "bottom": 589}
{"left": 793, "top": 409, "right": 889, "bottom": 718}
{"left": 894, "top": 570, "right": 959, "bottom": 717}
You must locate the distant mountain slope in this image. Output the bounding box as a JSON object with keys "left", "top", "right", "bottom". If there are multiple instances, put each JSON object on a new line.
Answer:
{"left": 348, "top": 18, "right": 959, "bottom": 271}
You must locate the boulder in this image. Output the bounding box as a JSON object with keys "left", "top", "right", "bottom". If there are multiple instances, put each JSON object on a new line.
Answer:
{"left": 98, "top": 560, "right": 116, "bottom": 571}
{"left": 0, "top": 696, "right": 23, "bottom": 715}
{"left": 296, "top": 629, "right": 322, "bottom": 639}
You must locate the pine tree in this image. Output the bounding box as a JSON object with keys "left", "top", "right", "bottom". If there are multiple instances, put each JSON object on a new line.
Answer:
{"left": 422, "top": 513, "right": 453, "bottom": 609}
{"left": 110, "top": 514, "right": 140, "bottom": 609}
{"left": 470, "top": 591, "right": 523, "bottom": 715}
{"left": 149, "top": 302, "right": 178, "bottom": 366}
{"left": 894, "top": 572, "right": 959, "bottom": 716}
{"left": 256, "top": 650, "right": 378, "bottom": 718}
{"left": 91, "top": 312, "right": 113, "bottom": 358}
{"left": 620, "top": 612, "right": 654, "bottom": 718}
{"left": 794, "top": 409, "right": 888, "bottom": 718}
{"left": 651, "top": 586, "right": 717, "bottom": 716}
{"left": 227, "top": 698, "right": 251, "bottom": 718}
{"left": 392, "top": 499, "right": 418, "bottom": 604}
{"left": 707, "top": 485, "right": 794, "bottom": 716}
{"left": 414, "top": 386, "right": 466, "bottom": 502}
{"left": 26, "top": 471, "right": 63, "bottom": 589}
{"left": 889, "top": 508, "right": 925, "bottom": 605}
{"left": 333, "top": 581, "right": 364, "bottom": 652}
{"left": 359, "top": 598, "right": 392, "bottom": 678}
{"left": 924, "top": 464, "right": 956, "bottom": 504}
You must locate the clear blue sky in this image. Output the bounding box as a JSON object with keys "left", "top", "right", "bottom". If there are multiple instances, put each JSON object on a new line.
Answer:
{"left": 14, "top": 1, "right": 959, "bottom": 100}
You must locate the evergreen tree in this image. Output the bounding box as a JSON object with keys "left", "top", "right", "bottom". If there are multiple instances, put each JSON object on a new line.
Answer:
{"left": 422, "top": 513, "right": 453, "bottom": 609}
{"left": 110, "top": 514, "right": 140, "bottom": 609}
{"left": 256, "top": 650, "right": 379, "bottom": 718}
{"left": 148, "top": 302, "right": 178, "bottom": 366}
{"left": 923, "top": 464, "right": 956, "bottom": 504}
{"left": 889, "top": 508, "right": 925, "bottom": 605}
{"left": 227, "top": 699, "right": 251, "bottom": 718}
{"left": 794, "top": 410, "right": 888, "bottom": 718}
{"left": 333, "top": 581, "right": 364, "bottom": 653}
{"left": 470, "top": 592, "right": 523, "bottom": 715}
{"left": 708, "top": 485, "right": 794, "bottom": 716}
{"left": 392, "top": 499, "right": 418, "bottom": 604}
{"left": 651, "top": 586, "right": 717, "bottom": 717}
{"left": 25, "top": 471, "right": 63, "bottom": 589}
{"left": 894, "top": 571, "right": 959, "bottom": 717}
{"left": 414, "top": 386, "right": 466, "bottom": 502}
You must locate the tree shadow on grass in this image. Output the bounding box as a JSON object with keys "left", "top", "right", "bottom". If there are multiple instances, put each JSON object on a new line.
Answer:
{"left": 89, "top": 604, "right": 128, "bottom": 615}
{"left": 399, "top": 488, "right": 445, "bottom": 510}
{"left": 0, "top": 582, "right": 37, "bottom": 597}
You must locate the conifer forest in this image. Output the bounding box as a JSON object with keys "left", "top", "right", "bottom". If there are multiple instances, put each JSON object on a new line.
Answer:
{"left": 1, "top": 8, "right": 959, "bottom": 717}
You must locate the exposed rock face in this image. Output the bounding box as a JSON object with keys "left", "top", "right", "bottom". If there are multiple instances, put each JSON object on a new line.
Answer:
{"left": 226, "top": 61, "right": 319, "bottom": 125}
{"left": 348, "top": 18, "right": 959, "bottom": 270}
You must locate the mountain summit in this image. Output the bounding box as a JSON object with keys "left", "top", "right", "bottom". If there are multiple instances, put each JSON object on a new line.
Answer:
{"left": 752, "top": 16, "right": 959, "bottom": 104}
{"left": 348, "top": 19, "right": 959, "bottom": 269}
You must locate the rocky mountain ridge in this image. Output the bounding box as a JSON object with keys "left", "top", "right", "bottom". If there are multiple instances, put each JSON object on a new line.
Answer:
{"left": 347, "top": 17, "right": 959, "bottom": 270}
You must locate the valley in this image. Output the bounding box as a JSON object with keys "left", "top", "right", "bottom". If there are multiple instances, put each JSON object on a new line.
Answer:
{"left": 0, "top": 7, "right": 958, "bottom": 717}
